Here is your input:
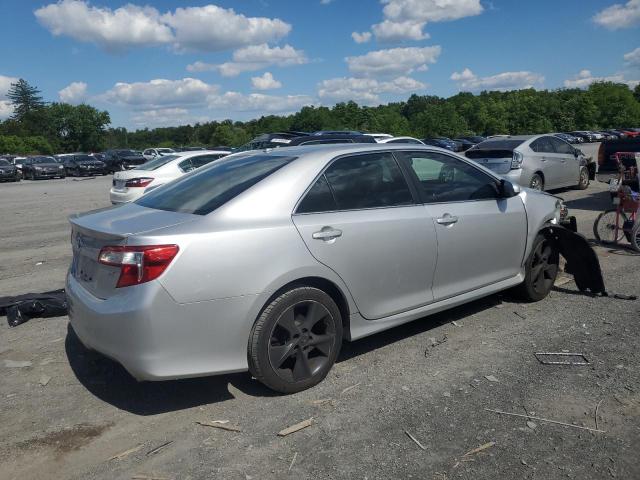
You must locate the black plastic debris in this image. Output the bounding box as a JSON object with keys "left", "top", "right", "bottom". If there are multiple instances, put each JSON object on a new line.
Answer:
{"left": 0, "top": 289, "right": 68, "bottom": 327}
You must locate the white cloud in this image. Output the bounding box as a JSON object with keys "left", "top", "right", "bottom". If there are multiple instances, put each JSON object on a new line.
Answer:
{"left": 207, "top": 92, "right": 314, "bottom": 112}
{"left": 346, "top": 46, "right": 441, "bottom": 78}
{"left": 451, "top": 68, "right": 544, "bottom": 91}
{"left": 624, "top": 47, "right": 640, "bottom": 66}
{"left": 352, "top": 31, "right": 372, "bottom": 43}
{"left": 35, "top": 1, "right": 291, "bottom": 53}
{"left": 0, "top": 75, "right": 18, "bottom": 119}
{"left": 0, "top": 100, "right": 13, "bottom": 120}
{"left": 100, "top": 78, "right": 219, "bottom": 108}
{"left": 318, "top": 76, "right": 426, "bottom": 104}
{"left": 188, "top": 43, "right": 308, "bottom": 77}
{"left": 593, "top": 0, "right": 640, "bottom": 29}
{"left": 370, "top": 0, "right": 483, "bottom": 42}
{"left": 251, "top": 72, "right": 282, "bottom": 90}
{"left": 372, "top": 19, "right": 429, "bottom": 42}
{"left": 130, "top": 107, "right": 210, "bottom": 127}
{"left": 320, "top": 0, "right": 335, "bottom": 4}
{"left": 58, "top": 81, "right": 88, "bottom": 104}
{"left": 34, "top": 0, "right": 173, "bottom": 52}
{"left": 563, "top": 69, "right": 639, "bottom": 89}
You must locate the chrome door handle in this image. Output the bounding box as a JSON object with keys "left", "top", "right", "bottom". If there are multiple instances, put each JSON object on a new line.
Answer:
{"left": 436, "top": 214, "right": 458, "bottom": 225}
{"left": 312, "top": 228, "right": 343, "bottom": 240}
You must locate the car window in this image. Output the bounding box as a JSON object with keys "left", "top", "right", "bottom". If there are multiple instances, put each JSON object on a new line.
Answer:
{"left": 138, "top": 154, "right": 180, "bottom": 171}
{"left": 530, "top": 137, "right": 554, "bottom": 153}
{"left": 296, "top": 175, "right": 337, "bottom": 213}
{"left": 389, "top": 139, "right": 422, "bottom": 144}
{"left": 0, "top": 159, "right": 9, "bottom": 166}
{"left": 549, "top": 136, "right": 574, "bottom": 154}
{"left": 396, "top": 151, "right": 499, "bottom": 203}
{"left": 179, "top": 159, "right": 194, "bottom": 172}
{"left": 319, "top": 152, "right": 413, "bottom": 211}
{"left": 190, "top": 154, "right": 224, "bottom": 169}
{"left": 299, "top": 139, "right": 353, "bottom": 146}
{"left": 136, "top": 154, "right": 295, "bottom": 215}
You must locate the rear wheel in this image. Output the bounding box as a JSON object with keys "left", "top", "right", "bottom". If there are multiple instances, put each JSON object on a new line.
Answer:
{"left": 529, "top": 173, "right": 544, "bottom": 191}
{"left": 576, "top": 166, "right": 589, "bottom": 190}
{"left": 593, "top": 210, "right": 627, "bottom": 244}
{"left": 513, "top": 234, "right": 559, "bottom": 302}
{"left": 630, "top": 222, "right": 640, "bottom": 253}
{"left": 248, "top": 287, "right": 342, "bottom": 394}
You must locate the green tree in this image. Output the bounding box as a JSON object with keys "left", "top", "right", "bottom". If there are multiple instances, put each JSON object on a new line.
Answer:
{"left": 7, "top": 79, "right": 45, "bottom": 121}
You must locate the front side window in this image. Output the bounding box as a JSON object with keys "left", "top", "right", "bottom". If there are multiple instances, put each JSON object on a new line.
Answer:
{"left": 137, "top": 154, "right": 295, "bottom": 215}
{"left": 530, "top": 137, "right": 554, "bottom": 153}
{"left": 549, "top": 137, "right": 573, "bottom": 154}
{"left": 396, "top": 151, "right": 499, "bottom": 203}
{"left": 323, "top": 152, "right": 413, "bottom": 211}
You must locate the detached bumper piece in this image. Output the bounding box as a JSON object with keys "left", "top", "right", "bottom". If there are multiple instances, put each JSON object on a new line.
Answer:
{"left": 542, "top": 226, "right": 606, "bottom": 295}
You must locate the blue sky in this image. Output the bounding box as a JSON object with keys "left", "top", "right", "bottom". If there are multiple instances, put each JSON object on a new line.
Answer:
{"left": 1, "top": 0, "right": 639, "bottom": 129}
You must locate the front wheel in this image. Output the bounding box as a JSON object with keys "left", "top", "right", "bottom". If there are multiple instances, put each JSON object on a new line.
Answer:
{"left": 593, "top": 210, "right": 627, "bottom": 244}
{"left": 248, "top": 287, "right": 343, "bottom": 394}
{"left": 513, "top": 234, "right": 559, "bottom": 302}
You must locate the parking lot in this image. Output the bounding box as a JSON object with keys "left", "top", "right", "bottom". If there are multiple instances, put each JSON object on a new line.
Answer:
{"left": 1, "top": 176, "right": 639, "bottom": 480}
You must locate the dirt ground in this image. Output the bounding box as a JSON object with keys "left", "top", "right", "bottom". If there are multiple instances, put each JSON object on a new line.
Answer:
{"left": 0, "top": 175, "right": 638, "bottom": 480}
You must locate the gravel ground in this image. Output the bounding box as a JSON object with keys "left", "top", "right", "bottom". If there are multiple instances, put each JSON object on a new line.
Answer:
{"left": 0, "top": 175, "right": 638, "bottom": 480}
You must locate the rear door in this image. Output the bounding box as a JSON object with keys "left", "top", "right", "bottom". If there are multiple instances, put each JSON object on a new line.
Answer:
{"left": 549, "top": 136, "right": 579, "bottom": 187}
{"left": 530, "top": 136, "right": 563, "bottom": 189}
{"left": 396, "top": 150, "right": 527, "bottom": 301}
{"left": 292, "top": 151, "right": 438, "bottom": 320}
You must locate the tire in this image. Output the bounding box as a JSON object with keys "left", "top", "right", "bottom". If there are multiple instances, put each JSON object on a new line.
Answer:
{"left": 593, "top": 210, "right": 627, "bottom": 244}
{"left": 529, "top": 173, "right": 544, "bottom": 191}
{"left": 513, "top": 234, "right": 559, "bottom": 302}
{"left": 630, "top": 222, "right": 640, "bottom": 253}
{"left": 576, "top": 166, "right": 589, "bottom": 190}
{"left": 248, "top": 286, "right": 343, "bottom": 394}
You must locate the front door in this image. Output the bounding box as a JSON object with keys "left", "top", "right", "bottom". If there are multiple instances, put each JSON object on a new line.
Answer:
{"left": 292, "top": 152, "right": 438, "bottom": 320}
{"left": 396, "top": 150, "right": 528, "bottom": 300}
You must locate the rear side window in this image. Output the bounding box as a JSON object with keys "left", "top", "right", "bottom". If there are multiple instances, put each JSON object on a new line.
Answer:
{"left": 137, "top": 154, "right": 295, "bottom": 215}
{"left": 296, "top": 175, "right": 337, "bottom": 213}
{"left": 320, "top": 152, "right": 413, "bottom": 211}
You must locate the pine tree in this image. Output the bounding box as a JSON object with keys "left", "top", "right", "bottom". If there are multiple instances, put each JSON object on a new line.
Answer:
{"left": 7, "top": 79, "right": 45, "bottom": 121}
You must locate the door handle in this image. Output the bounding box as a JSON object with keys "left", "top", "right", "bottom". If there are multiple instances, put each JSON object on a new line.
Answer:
{"left": 436, "top": 214, "right": 458, "bottom": 225}
{"left": 312, "top": 228, "right": 343, "bottom": 241}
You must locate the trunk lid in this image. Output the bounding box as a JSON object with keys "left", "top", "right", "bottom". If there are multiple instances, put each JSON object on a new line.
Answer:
{"left": 465, "top": 149, "right": 515, "bottom": 175}
{"left": 69, "top": 203, "right": 197, "bottom": 298}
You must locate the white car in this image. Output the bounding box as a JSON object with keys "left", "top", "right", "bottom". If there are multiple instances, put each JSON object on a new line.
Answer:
{"left": 363, "top": 133, "right": 393, "bottom": 141}
{"left": 142, "top": 147, "right": 176, "bottom": 161}
{"left": 110, "top": 150, "right": 229, "bottom": 204}
{"left": 376, "top": 136, "right": 425, "bottom": 145}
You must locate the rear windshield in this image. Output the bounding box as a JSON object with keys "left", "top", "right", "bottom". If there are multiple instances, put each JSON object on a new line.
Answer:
{"left": 137, "top": 154, "right": 180, "bottom": 171}
{"left": 136, "top": 154, "right": 295, "bottom": 215}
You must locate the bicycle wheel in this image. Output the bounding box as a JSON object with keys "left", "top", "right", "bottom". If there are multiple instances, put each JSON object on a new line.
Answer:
{"left": 631, "top": 222, "right": 640, "bottom": 253}
{"left": 593, "top": 209, "right": 627, "bottom": 244}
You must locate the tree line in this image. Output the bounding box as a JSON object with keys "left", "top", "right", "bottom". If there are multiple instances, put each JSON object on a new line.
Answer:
{"left": 2, "top": 79, "right": 640, "bottom": 155}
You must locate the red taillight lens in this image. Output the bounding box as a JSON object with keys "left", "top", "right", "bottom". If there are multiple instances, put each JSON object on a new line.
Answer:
{"left": 98, "top": 245, "right": 179, "bottom": 288}
{"left": 125, "top": 177, "right": 154, "bottom": 187}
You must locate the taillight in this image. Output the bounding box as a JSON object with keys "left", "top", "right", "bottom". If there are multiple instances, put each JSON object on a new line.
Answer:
{"left": 511, "top": 151, "right": 523, "bottom": 169}
{"left": 98, "top": 245, "right": 179, "bottom": 288}
{"left": 125, "top": 177, "right": 154, "bottom": 187}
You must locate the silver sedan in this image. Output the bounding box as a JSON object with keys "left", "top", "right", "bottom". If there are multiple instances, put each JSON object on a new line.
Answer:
{"left": 66, "top": 144, "right": 566, "bottom": 393}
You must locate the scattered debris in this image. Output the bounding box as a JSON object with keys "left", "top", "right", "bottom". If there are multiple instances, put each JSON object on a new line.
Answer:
{"left": 534, "top": 352, "right": 590, "bottom": 366}
{"left": 463, "top": 441, "right": 495, "bottom": 456}
{"left": 1, "top": 289, "right": 68, "bottom": 327}
{"left": 146, "top": 441, "right": 174, "bottom": 456}
{"left": 288, "top": 452, "right": 298, "bottom": 471}
{"left": 495, "top": 303, "right": 504, "bottom": 309}
{"left": 404, "top": 430, "right": 427, "bottom": 451}
{"left": 526, "top": 421, "right": 537, "bottom": 430}
{"left": 197, "top": 421, "right": 241, "bottom": 433}
{"left": 485, "top": 408, "right": 605, "bottom": 433}
{"left": 429, "top": 335, "right": 447, "bottom": 347}
{"left": 73, "top": 177, "right": 97, "bottom": 181}
{"left": 451, "top": 321, "right": 462, "bottom": 327}
{"left": 612, "top": 293, "right": 637, "bottom": 300}
{"left": 341, "top": 383, "right": 360, "bottom": 395}
{"left": 4, "top": 360, "right": 32, "bottom": 368}
{"left": 513, "top": 311, "right": 527, "bottom": 320}
{"left": 278, "top": 418, "right": 313, "bottom": 437}
{"left": 35, "top": 261, "right": 44, "bottom": 266}
{"left": 484, "top": 375, "right": 499, "bottom": 383}
{"left": 109, "top": 444, "right": 145, "bottom": 460}
{"left": 39, "top": 374, "right": 52, "bottom": 386}
{"left": 595, "top": 399, "right": 604, "bottom": 431}
{"left": 554, "top": 276, "right": 572, "bottom": 287}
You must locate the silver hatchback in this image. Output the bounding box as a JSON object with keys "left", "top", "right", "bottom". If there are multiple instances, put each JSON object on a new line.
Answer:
{"left": 67, "top": 144, "right": 566, "bottom": 393}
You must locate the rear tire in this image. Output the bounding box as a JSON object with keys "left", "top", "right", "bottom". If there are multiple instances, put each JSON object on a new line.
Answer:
{"left": 593, "top": 210, "right": 627, "bottom": 244}
{"left": 513, "top": 234, "right": 559, "bottom": 302}
{"left": 529, "top": 173, "right": 544, "bottom": 191}
{"left": 248, "top": 287, "right": 343, "bottom": 394}
{"left": 576, "top": 166, "right": 589, "bottom": 190}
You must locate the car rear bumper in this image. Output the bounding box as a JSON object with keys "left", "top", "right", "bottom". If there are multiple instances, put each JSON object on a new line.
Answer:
{"left": 109, "top": 187, "right": 144, "bottom": 204}
{"left": 66, "top": 273, "right": 260, "bottom": 380}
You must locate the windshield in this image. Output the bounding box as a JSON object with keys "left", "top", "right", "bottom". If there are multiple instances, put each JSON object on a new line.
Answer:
{"left": 0, "top": 159, "right": 10, "bottom": 166}
{"left": 31, "top": 157, "right": 55, "bottom": 164}
{"left": 136, "top": 154, "right": 180, "bottom": 171}
{"left": 136, "top": 154, "right": 295, "bottom": 215}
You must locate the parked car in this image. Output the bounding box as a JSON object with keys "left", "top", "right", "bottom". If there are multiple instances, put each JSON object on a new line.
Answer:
{"left": 142, "top": 148, "right": 175, "bottom": 161}
{"left": 604, "top": 129, "right": 627, "bottom": 139}
{"left": 459, "top": 135, "right": 486, "bottom": 145}
{"left": 376, "top": 136, "right": 424, "bottom": 144}
{"left": 67, "top": 143, "right": 574, "bottom": 393}
{"left": 619, "top": 128, "right": 640, "bottom": 138}
{"left": 452, "top": 138, "right": 475, "bottom": 151}
{"left": 364, "top": 133, "right": 394, "bottom": 141}
{"left": 103, "top": 149, "right": 147, "bottom": 172}
{"left": 465, "top": 135, "right": 589, "bottom": 191}
{"left": 554, "top": 133, "right": 581, "bottom": 144}
{"left": 11, "top": 156, "right": 27, "bottom": 175}
{"left": 21, "top": 156, "right": 66, "bottom": 180}
{"left": 312, "top": 130, "right": 362, "bottom": 136}
{"left": 0, "top": 158, "right": 20, "bottom": 182}
{"left": 422, "top": 137, "right": 459, "bottom": 151}
{"left": 109, "top": 150, "right": 230, "bottom": 204}
{"left": 58, "top": 153, "right": 108, "bottom": 176}
{"left": 236, "top": 133, "right": 376, "bottom": 151}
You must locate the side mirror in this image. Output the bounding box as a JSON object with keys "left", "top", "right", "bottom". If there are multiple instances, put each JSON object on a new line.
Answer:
{"left": 499, "top": 179, "right": 517, "bottom": 198}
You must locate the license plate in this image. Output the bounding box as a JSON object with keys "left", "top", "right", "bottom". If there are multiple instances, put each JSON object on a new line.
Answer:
{"left": 114, "top": 180, "right": 126, "bottom": 190}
